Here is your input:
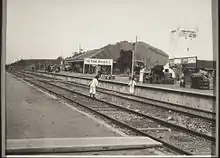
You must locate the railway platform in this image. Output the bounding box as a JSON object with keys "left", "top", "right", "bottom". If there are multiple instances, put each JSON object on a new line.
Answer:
{"left": 6, "top": 72, "right": 167, "bottom": 155}
{"left": 33, "top": 70, "right": 215, "bottom": 113}
{"left": 7, "top": 137, "right": 165, "bottom": 155}
{"left": 57, "top": 71, "right": 214, "bottom": 95}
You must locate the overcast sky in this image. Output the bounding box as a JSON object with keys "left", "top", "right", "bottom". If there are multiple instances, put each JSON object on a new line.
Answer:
{"left": 6, "top": 0, "right": 213, "bottom": 64}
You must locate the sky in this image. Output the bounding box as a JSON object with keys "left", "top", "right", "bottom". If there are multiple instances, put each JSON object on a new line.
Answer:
{"left": 6, "top": 0, "right": 213, "bottom": 64}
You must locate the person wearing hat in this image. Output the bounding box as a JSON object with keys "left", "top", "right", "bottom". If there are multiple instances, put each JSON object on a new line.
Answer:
{"left": 89, "top": 75, "right": 99, "bottom": 98}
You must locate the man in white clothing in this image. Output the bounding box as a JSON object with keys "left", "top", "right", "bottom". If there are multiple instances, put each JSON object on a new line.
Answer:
{"left": 89, "top": 75, "right": 99, "bottom": 98}
{"left": 139, "top": 67, "right": 145, "bottom": 83}
{"left": 128, "top": 76, "right": 136, "bottom": 94}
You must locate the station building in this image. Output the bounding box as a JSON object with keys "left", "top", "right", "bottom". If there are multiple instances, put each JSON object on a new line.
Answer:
{"left": 65, "top": 41, "right": 169, "bottom": 75}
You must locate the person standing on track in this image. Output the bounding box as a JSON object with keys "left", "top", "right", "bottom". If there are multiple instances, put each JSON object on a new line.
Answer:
{"left": 128, "top": 76, "right": 136, "bottom": 94}
{"left": 89, "top": 75, "right": 99, "bottom": 98}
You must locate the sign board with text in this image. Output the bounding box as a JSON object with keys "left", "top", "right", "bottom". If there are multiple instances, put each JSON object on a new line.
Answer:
{"left": 179, "top": 30, "right": 197, "bottom": 39}
{"left": 169, "top": 56, "right": 197, "bottom": 67}
{"left": 170, "top": 28, "right": 198, "bottom": 39}
{"left": 84, "top": 58, "right": 113, "bottom": 66}
{"left": 181, "top": 57, "right": 197, "bottom": 64}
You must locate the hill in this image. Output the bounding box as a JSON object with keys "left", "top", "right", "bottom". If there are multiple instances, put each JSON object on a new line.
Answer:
{"left": 93, "top": 41, "right": 169, "bottom": 69}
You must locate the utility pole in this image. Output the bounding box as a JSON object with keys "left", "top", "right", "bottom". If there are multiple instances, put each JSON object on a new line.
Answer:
{"left": 131, "top": 36, "right": 137, "bottom": 77}
{"left": 79, "top": 44, "right": 81, "bottom": 54}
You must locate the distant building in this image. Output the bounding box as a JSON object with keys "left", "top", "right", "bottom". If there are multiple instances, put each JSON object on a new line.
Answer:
{"left": 196, "top": 60, "right": 216, "bottom": 71}
{"left": 9, "top": 58, "right": 63, "bottom": 70}
{"left": 169, "top": 57, "right": 216, "bottom": 82}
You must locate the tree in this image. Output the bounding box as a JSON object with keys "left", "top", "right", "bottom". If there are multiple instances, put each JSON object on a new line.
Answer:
{"left": 116, "top": 49, "right": 133, "bottom": 73}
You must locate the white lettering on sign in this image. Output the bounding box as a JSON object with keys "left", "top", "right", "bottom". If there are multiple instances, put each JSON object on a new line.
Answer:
{"left": 169, "top": 57, "right": 197, "bottom": 67}
{"left": 182, "top": 57, "right": 196, "bottom": 64}
{"left": 84, "top": 58, "right": 113, "bottom": 65}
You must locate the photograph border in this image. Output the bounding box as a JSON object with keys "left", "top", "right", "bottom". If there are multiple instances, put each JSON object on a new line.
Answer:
{"left": 1, "top": 0, "right": 219, "bottom": 157}
{"left": 1, "top": 0, "right": 7, "bottom": 157}
{"left": 211, "top": 0, "right": 219, "bottom": 156}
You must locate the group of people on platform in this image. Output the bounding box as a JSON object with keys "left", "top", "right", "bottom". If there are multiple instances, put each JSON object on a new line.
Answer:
{"left": 88, "top": 67, "right": 216, "bottom": 98}
{"left": 88, "top": 75, "right": 136, "bottom": 99}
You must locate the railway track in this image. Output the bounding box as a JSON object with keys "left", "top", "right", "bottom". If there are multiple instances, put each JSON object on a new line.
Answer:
{"left": 11, "top": 71, "right": 215, "bottom": 155}
{"left": 22, "top": 70, "right": 216, "bottom": 121}
{"left": 18, "top": 71, "right": 216, "bottom": 137}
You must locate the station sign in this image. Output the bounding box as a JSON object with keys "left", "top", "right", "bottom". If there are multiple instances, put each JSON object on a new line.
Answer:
{"left": 179, "top": 29, "right": 197, "bottom": 39}
{"left": 169, "top": 56, "right": 197, "bottom": 67}
{"left": 182, "top": 57, "right": 197, "bottom": 64}
{"left": 84, "top": 58, "right": 113, "bottom": 66}
{"left": 170, "top": 28, "right": 198, "bottom": 39}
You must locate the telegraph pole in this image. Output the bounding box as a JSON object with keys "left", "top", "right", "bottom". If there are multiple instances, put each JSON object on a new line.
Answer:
{"left": 131, "top": 36, "right": 137, "bottom": 77}
{"left": 79, "top": 44, "right": 82, "bottom": 54}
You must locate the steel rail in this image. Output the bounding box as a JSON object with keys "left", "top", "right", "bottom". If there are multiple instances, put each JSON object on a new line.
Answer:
{"left": 14, "top": 71, "right": 216, "bottom": 142}
{"left": 10, "top": 71, "right": 193, "bottom": 155}
{"left": 21, "top": 70, "right": 216, "bottom": 120}
{"left": 23, "top": 70, "right": 216, "bottom": 116}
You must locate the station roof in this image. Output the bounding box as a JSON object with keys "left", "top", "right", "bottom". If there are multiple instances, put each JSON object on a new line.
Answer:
{"left": 9, "top": 58, "right": 62, "bottom": 70}
{"left": 183, "top": 60, "right": 216, "bottom": 70}
{"left": 65, "top": 49, "right": 102, "bottom": 62}
{"left": 197, "top": 60, "right": 216, "bottom": 70}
